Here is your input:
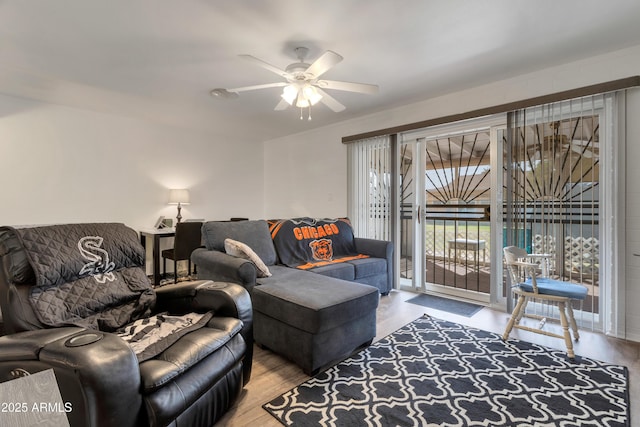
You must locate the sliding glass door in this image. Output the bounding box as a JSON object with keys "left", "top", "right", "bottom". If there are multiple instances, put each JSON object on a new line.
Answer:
{"left": 399, "top": 117, "right": 506, "bottom": 305}
{"left": 347, "top": 91, "right": 624, "bottom": 335}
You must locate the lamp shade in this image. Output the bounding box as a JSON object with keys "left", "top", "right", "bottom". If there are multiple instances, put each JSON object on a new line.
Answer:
{"left": 302, "top": 85, "right": 322, "bottom": 105}
{"left": 168, "top": 189, "right": 190, "bottom": 205}
{"left": 281, "top": 85, "right": 298, "bottom": 105}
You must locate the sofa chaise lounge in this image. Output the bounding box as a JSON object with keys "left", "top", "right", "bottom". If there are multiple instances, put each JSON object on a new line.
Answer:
{"left": 192, "top": 218, "right": 393, "bottom": 374}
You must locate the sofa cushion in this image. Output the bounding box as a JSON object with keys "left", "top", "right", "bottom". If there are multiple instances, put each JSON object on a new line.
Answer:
{"left": 202, "top": 220, "right": 277, "bottom": 266}
{"left": 347, "top": 257, "right": 387, "bottom": 279}
{"left": 224, "top": 238, "right": 272, "bottom": 277}
{"left": 268, "top": 218, "right": 362, "bottom": 268}
{"left": 308, "top": 262, "right": 355, "bottom": 281}
{"left": 253, "top": 266, "right": 379, "bottom": 334}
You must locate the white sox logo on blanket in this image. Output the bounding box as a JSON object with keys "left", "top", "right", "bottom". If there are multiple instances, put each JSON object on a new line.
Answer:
{"left": 77, "top": 236, "right": 116, "bottom": 283}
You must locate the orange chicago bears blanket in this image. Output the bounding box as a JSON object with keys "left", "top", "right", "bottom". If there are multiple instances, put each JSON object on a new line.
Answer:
{"left": 268, "top": 217, "right": 368, "bottom": 270}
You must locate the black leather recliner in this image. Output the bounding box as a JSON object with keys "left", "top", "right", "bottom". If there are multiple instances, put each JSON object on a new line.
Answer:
{"left": 0, "top": 223, "right": 253, "bottom": 427}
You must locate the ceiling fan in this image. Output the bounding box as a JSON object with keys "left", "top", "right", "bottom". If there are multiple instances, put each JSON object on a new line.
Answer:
{"left": 210, "top": 47, "right": 379, "bottom": 120}
{"left": 540, "top": 122, "right": 599, "bottom": 159}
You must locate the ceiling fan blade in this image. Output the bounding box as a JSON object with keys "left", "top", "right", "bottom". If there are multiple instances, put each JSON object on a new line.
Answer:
{"left": 274, "top": 98, "right": 289, "bottom": 110}
{"left": 305, "top": 50, "right": 343, "bottom": 79}
{"left": 570, "top": 145, "right": 594, "bottom": 158}
{"left": 571, "top": 139, "right": 599, "bottom": 148}
{"left": 316, "top": 79, "right": 379, "bottom": 94}
{"left": 239, "top": 54, "right": 292, "bottom": 78}
{"left": 315, "top": 88, "right": 345, "bottom": 112}
{"left": 228, "top": 82, "right": 288, "bottom": 93}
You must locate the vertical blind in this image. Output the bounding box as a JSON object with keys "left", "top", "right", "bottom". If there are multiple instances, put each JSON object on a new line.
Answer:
{"left": 346, "top": 83, "right": 630, "bottom": 338}
{"left": 505, "top": 93, "right": 619, "bottom": 332}
{"left": 347, "top": 135, "right": 392, "bottom": 240}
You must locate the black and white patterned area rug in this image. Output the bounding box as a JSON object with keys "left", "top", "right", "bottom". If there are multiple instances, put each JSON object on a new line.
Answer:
{"left": 263, "top": 315, "right": 629, "bottom": 427}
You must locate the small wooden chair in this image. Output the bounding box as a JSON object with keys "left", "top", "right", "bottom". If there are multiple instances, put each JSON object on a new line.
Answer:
{"left": 503, "top": 246, "right": 588, "bottom": 358}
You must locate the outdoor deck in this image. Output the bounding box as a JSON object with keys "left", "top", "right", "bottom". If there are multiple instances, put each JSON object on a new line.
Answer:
{"left": 400, "top": 224, "right": 600, "bottom": 315}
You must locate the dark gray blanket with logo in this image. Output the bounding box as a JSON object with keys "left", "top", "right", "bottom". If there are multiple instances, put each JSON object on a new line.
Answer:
{"left": 268, "top": 217, "right": 368, "bottom": 270}
{"left": 13, "top": 223, "right": 156, "bottom": 331}
{"left": 5, "top": 223, "right": 216, "bottom": 361}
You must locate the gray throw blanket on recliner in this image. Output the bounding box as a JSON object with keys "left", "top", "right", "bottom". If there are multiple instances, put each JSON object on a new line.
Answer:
{"left": 13, "top": 223, "right": 156, "bottom": 331}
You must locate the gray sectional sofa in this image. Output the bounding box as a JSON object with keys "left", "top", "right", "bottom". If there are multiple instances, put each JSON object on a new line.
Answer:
{"left": 191, "top": 218, "right": 393, "bottom": 374}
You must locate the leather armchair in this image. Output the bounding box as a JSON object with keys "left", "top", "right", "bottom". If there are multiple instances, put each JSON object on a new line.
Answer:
{"left": 0, "top": 224, "right": 252, "bottom": 427}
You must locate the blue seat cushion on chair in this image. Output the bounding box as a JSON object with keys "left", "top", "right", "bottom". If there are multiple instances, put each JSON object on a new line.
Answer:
{"left": 520, "top": 278, "right": 589, "bottom": 300}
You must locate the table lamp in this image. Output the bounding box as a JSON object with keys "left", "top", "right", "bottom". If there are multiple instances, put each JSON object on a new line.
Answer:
{"left": 168, "top": 189, "right": 190, "bottom": 224}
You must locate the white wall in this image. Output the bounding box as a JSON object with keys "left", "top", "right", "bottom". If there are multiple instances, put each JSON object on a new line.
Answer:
{"left": 0, "top": 94, "right": 264, "bottom": 271}
{"left": 261, "top": 126, "right": 349, "bottom": 219}
{"left": 0, "top": 94, "right": 264, "bottom": 228}
{"left": 263, "top": 43, "right": 640, "bottom": 341}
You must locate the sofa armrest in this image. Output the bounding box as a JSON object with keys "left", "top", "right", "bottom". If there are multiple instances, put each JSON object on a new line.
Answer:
{"left": 191, "top": 248, "right": 257, "bottom": 291}
{"left": 354, "top": 238, "right": 394, "bottom": 295}
{"left": 354, "top": 237, "right": 393, "bottom": 260}
{"left": 154, "top": 280, "right": 254, "bottom": 384}
{"left": 0, "top": 328, "right": 141, "bottom": 427}
{"left": 155, "top": 281, "right": 252, "bottom": 323}
{"left": 0, "top": 328, "right": 82, "bottom": 361}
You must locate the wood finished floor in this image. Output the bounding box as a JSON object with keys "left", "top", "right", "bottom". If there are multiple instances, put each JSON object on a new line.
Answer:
{"left": 216, "top": 289, "right": 640, "bottom": 427}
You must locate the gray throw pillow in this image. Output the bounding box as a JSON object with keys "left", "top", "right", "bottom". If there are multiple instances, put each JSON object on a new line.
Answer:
{"left": 224, "top": 238, "right": 272, "bottom": 277}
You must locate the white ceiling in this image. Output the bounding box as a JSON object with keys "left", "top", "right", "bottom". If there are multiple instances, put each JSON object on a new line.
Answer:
{"left": 2, "top": 0, "right": 640, "bottom": 142}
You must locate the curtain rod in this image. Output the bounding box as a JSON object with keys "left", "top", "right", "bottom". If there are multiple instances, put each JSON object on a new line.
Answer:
{"left": 342, "top": 76, "right": 640, "bottom": 143}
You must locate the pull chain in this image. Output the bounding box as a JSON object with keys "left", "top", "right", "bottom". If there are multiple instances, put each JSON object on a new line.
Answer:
{"left": 299, "top": 106, "right": 313, "bottom": 120}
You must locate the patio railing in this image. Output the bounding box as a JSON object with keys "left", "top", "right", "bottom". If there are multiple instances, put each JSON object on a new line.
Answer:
{"left": 398, "top": 203, "right": 599, "bottom": 304}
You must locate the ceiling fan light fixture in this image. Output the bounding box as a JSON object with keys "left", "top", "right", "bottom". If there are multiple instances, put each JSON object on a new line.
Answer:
{"left": 294, "top": 84, "right": 322, "bottom": 108}
{"left": 302, "top": 85, "right": 322, "bottom": 105}
{"left": 281, "top": 84, "right": 298, "bottom": 105}
{"left": 295, "top": 94, "right": 310, "bottom": 108}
